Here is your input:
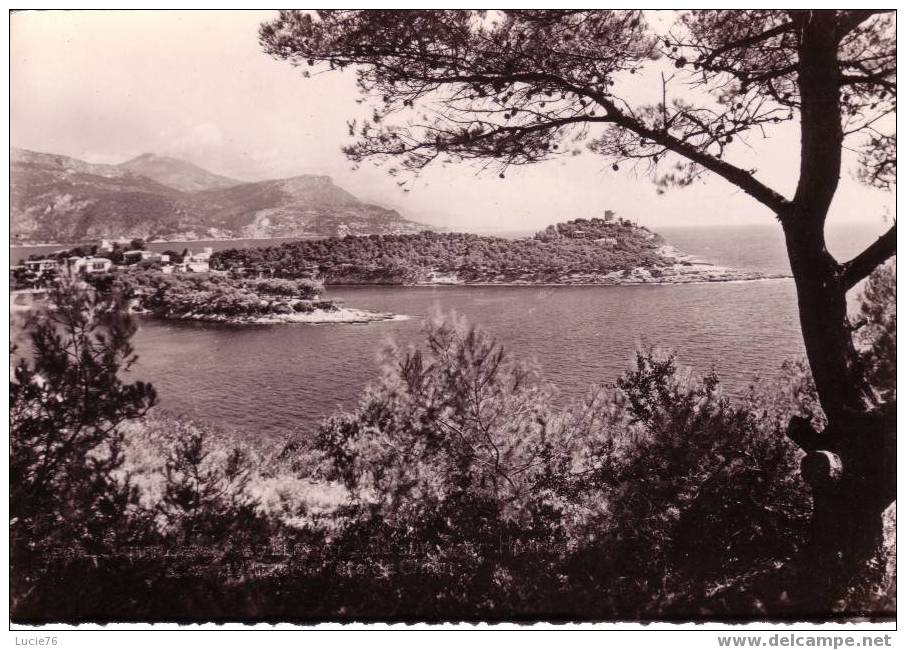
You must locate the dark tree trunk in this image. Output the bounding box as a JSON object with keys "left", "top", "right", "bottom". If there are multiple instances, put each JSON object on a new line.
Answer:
{"left": 782, "top": 218, "right": 871, "bottom": 421}
{"left": 780, "top": 11, "right": 895, "bottom": 608}
{"left": 782, "top": 213, "right": 895, "bottom": 608}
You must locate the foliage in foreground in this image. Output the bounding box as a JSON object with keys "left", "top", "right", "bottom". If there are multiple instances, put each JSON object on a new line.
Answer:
{"left": 856, "top": 258, "right": 896, "bottom": 404}
{"left": 10, "top": 282, "right": 157, "bottom": 611}
{"left": 314, "top": 316, "right": 811, "bottom": 618}
{"left": 9, "top": 266, "right": 896, "bottom": 622}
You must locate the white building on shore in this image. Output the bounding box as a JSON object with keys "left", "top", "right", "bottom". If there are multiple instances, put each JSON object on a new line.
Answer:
{"left": 70, "top": 257, "right": 114, "bottom": 275}
{"left": 178, "top": 247, "right": 213, "bottom": 273}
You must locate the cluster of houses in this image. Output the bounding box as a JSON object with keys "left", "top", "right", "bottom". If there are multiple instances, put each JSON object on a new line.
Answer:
{"left": 13, "top": 239, "right": 216, "bottom": 288}
{"left": 115, "top": 245, "right": 214, "bottom": 274}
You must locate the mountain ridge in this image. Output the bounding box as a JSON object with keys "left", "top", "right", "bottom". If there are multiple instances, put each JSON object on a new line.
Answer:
{"left": 118, "top": 153, "right": 241, "bottom": 192}
{"left": 10, "top": 147, "right": 429, "bottom": 244}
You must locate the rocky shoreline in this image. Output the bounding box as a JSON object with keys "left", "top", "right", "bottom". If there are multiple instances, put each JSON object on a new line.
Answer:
{"left": 316, "top": 244, "right": 789, "bottom": 287}
{"left": 325, "top": 253, "right": 789, "bottom": 287}
{"left": 399, "top": 274, "right": 790, "bottom": 287}
{"left": 400, "top": 266, "right": 787, "bottom": 287}
{"left": 162, "top": 307, "right": 407, "bottom": 325}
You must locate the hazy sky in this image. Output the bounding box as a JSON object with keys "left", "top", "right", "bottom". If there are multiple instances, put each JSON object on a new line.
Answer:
{"left": 10, "top": 10, "right": 894, "bottom": 233}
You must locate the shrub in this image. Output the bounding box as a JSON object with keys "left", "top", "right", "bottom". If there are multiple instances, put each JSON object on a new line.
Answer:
{"left": 12, "top": 282, "right": 891, "bottom": 621}
{"left": 856, "top": 258, "right": 896, "bottom": 402}
{"left": 312, "top": 315, "right": 812, "bottom": 619}
{"left": 10, "top": 281, "right": 158, "bottom": 548}
{"left": 312, "top": 300, "right": 339, "bottom": 312}
{"left": 577, "top": 351, "right": 809, "bottom": 617}
{"left": 156, "top": 424, "right": 272, "bottom": 547}
{"left": 312, "top": 314, "right": 612, "bottom": 616}
{"left": 10, "top": 281, "right": 157, "bottom": 615}
{"left": 244, "top": 277, "right": 323, "bottom": 299}
{"left": 317, "top": 314, "right": 593, "bottom": 518}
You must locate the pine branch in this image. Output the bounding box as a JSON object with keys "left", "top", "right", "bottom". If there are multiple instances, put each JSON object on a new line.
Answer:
{"left": 840, "top": 223, "right": 897, "bottom": 290}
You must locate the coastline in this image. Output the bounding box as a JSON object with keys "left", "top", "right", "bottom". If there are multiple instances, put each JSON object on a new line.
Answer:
{"left": 9, "top": 235, "right": 326, "bottom": 249}
{"left": 11, "top": 235, "right": 791, "bottom": 288}
{"left": 323, "top": 275, "right": 793, "bottom": 288}
{"left": 322, "top": 262, "right": 792, "bottom": 287}
{"left": 146, "top": 307, "right": 408, "bottom": 325}
{"left": 399, "top": 275, "right": 793, "bottom": 287}
{"left": 11, "top": 291, "right": 406, "bottom": 325}
{"left": 10, "top": 271, "right": 793, "bottom": 304}
{"left": 319, "top": 244, "right": 791, "bottom": 286}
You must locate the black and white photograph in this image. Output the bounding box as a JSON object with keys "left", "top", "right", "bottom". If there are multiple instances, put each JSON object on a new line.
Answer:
{"left": 7, "top": 5, "right": 898, "bottom": 634}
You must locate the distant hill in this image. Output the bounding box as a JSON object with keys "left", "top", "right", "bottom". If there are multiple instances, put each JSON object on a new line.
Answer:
{"left": 10, "top": 148, "right": 429, "bottom": 244}
{"left": 118, "top": 153, "right": 240, "bottom": 192}
{"left": 186, "top": 174, "right": 422, "bottom": 239}
{"left": 11, "top": 148, "right": 191, "bottom": 243}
